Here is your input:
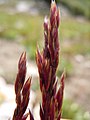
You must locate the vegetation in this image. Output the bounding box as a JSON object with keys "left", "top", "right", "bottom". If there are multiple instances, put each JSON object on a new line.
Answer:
{"left": 0, "top": 0, "right": 90, "bottom": 119}
{"left": 44, "top": 0, "right": 90, "bottom": 19}
{"left": 13, "top": 2, "right": 65, "bottom": 119}
{"left": 0, "top": 11, "right": 43, "bottom": 59}
{"left": 0, "top": 10, "right": 90, "bottom": 76}
{"left": 60, "top": 0, "right": 90, "bottom": 19}
{"left": 62, "top": 99, "right": 90, "bottom": 120}
{"left": 60, "top": 18, "right": 90, "bottom": 55}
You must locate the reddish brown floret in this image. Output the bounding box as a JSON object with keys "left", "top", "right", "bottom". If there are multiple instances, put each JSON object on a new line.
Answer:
{"left": 13, "top": 52, "right": 32, "bottom": 120}
{"left": 12, "top": 1, "right": 64, "bottom": 120}
{"left": 36, "top": 1, "right": 64, "bottom": 120}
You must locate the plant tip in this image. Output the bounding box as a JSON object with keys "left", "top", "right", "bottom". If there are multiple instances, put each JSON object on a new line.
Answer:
{"left": 52, "top": 0, "right": 55, "bottom": 3}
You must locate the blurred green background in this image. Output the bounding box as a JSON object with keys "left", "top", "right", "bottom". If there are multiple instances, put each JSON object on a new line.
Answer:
{"left": 0, "top": 0, "right": 90, "bottom": 119}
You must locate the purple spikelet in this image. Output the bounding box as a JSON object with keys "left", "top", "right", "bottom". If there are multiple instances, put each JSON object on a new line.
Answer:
{"left": 36, "top": 1, "right": 65, "bottom": 120}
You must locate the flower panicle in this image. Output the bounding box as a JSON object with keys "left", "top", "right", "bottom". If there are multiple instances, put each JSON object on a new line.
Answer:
{"left": 12, "top": 1, "right": 64, "bottom": 120}
{"left": 12, "top": 52, "right": 34, "bottom": 120}
{"left": 36, "top": 1, "right": 64, "bottom": 120}
{"left": 15, "top": 52, "right": 26, "bottom": 96}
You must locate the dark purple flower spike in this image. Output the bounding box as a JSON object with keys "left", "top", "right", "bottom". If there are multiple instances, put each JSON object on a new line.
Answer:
{"left": 13, "top": 52, "right": 32, "bottom": 120}
{"left": 36, "top": 1, "right": 65, "bottom": 120}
